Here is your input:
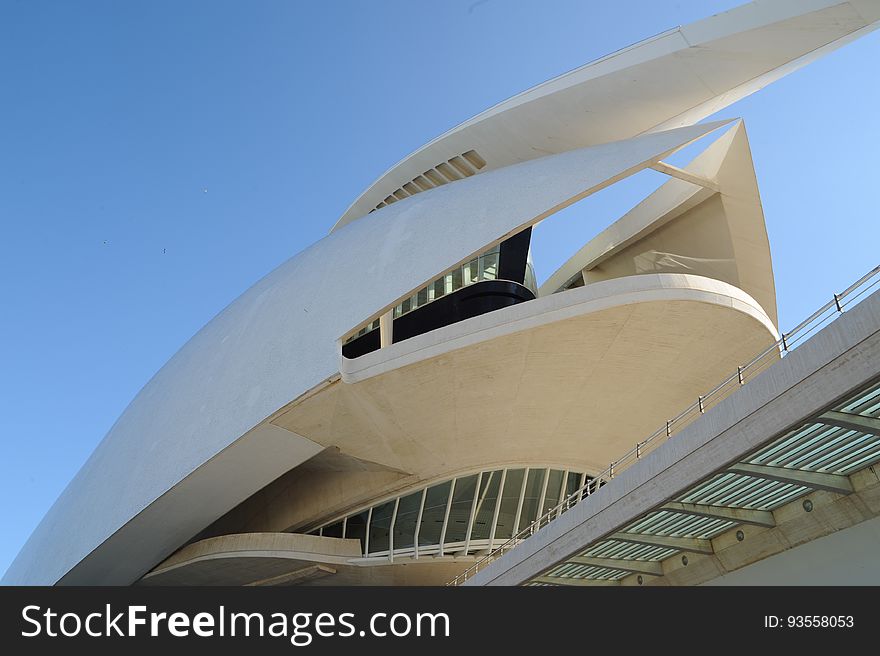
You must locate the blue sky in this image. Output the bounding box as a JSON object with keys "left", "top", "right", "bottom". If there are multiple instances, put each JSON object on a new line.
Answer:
{"left": 1, "top": 0, "right": 878, "bottom": 578}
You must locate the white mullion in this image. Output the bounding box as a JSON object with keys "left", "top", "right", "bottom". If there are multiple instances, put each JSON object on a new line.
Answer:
{"left": 488, "top": 469, "right": 507, "bottom": 548}
{"left": 462, "top": 472, "right": 483, "bottom": 554}
{"left": 413, "top": 488, "right": 426, "bottom": 560}
{"left": 439, "top": 479, "right": 456, "bottom": 556}
{"left": 557, "top": 470, "right": 569, "bottom": 518}
{"left": 556, "top": 469, "right": 568, "bottom": 517}
{"left": 512, "top": 468, "right": 529, "bottom": 535}
{"left": 536, "top": 468, "right": 551, "bottom": 522}
{"left": 388, "top": 497, "right": 400, "bottom": 563}
{"left": 341, "top": 516, "right": 347, "bottom": 539}
{"left": 364, "top": 507, "right": 373, "bottom": 555}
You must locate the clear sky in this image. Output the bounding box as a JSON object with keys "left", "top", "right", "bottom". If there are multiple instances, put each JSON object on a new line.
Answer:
{"left": 1, "top": 0, "right": 878, "bottom": 578}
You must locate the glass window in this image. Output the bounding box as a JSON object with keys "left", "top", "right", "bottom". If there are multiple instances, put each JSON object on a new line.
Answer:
{"left": 323, "top": 521, "right": 344, "bottom": 539}
{"left": 518, "top": 469, "right": 546, "bottom": 531}
{"left": 443, "top": 474, "right": 478, "bottom": 545}
{"left": 418, "top": 481, "right": 451, "bottom": 547}
{"left": 480, "top": 251, "right": 499, "bottom": 281}
{"left": 451, "top": 267, "right": 463, "bottom": 292}
{"left": 346, "top": 510, "right": 369, "bottom": 553}
{"left": 541, "top": 469, "right": 564, "bottom": 516}
{"left": 417, "top": 288, "right": 428, "bottom": 307}
{"left": 368, "top": 501, "right": 395, "bottom": 554}
{"left": 432, "top": 278, "right": 445, "bottom": 300}
{"left": 392, "top": 491, "right": 421, "bottom": 551}
{"left": 494, "top": 468, "right": 524, "bottom": 540}
{"left": 566, "top": 472, "right": 583, "bottom": 501}
{"left": 400, "top": 297, "right": 411, "bottom": 315}
{"left": 469, "top": 470, "right": 502, "bottom": 541}
{"left": 464, "top": 258, "right": 479, "bottom": 285}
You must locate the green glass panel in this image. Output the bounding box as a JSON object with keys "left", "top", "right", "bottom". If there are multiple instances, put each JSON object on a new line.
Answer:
{"left": 443, "top": 474, "right": 478, "bottom": 544}
{"left": 470, "top": 470, "right": 502, "bottom": 541}
{"left": 418, "top": 481, "right": 451, "bottom": 547}
{"left": 392, "top": 491, "right": 421, "bottom": 550}
{"left": 494, "top": 469, "right": 524, "bottom": 539}
{"left": 367, "top": 501, "right": 394, "bottom": 554}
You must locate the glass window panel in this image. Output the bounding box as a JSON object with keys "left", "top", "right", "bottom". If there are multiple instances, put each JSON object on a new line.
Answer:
{"left": 566, "top": 472, "right": 582, "bottom": 500}
{"left": 464, "top": 258, "right": 479, "bottom": 286}
{"left": 541, "top": 470, "right": 564, "bottom": 516}
{"left": 494, "top": 469, "right": 524, "bottom": 539}
{"left": 417, "top": 288, "right": 428, "bottom": 307}
{"left": 323, "top": 521, "right": 344, "bottom": 539}
{"left": 393, "top": 304, "right": 402, "bottom": 319}
{"left": 518, "top": 469, "right": 546, "bottom": 531}
{"left": 470, "top": 470, "right": 502, "bottom": 541}
{"left": 367, "top": 501, "right": 394, "bottom": 554}
{"left": 433, "top": 278, "right": 445, "bottom": 299}
{"left": 445, "top": 274, "right": 454, "bottom": 295}
{"left": 418, "top": 481, "right": 451, "bottom": 547}
{"left": 444, "top": 474, "right": 478, "bottom": 544}
{"left": 451, "top": 267, "right": 463, "bottom": 292}
{"left": 346, "top": 510, "right": 369, "bottom": 554}
{"left": 392, "top": 491, "right": 421, "bottom": 551}
{"left": 480, "top": 251, "right": 499, "bottom": 281}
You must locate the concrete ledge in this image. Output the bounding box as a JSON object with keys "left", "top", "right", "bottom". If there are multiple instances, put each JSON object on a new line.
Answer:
{"left": 467, "top": 290, "right": 880, "bottom": 585}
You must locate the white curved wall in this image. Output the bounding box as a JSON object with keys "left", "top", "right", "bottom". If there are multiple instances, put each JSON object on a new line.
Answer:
{"left": 2, "top": 122, "right": 725, "bottom": 585}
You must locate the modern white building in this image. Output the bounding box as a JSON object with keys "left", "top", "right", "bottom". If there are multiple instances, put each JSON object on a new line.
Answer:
{"left": 4, "top": 0, "right": 880, "bottom": 586}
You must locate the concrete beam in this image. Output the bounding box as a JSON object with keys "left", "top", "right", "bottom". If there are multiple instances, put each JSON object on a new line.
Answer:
{"left": 532, "top": 576, "right": 620, "bottom": 587}
{"left": 662, "top": 501, "right": 776, "bottom": 528}
{"left": 379, "top": 310, "right": 393, "bottom": 348}
{"left": 726, "top": 462, "right": 853, "bottom": 495}
{"left": 819, "top": 410, "right": 880, "bottom": 436}
{"left": 650, "top": 161, "right": 720, "bottom": 192}
{"left": 610, "top": 532, "right": 714, "bottom": 555}
{"left": 568, "top": 556, "right": 663, "bottom": 576}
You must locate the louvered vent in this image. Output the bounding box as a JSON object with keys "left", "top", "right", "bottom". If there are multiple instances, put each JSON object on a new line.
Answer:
{"left": 370, "top": 149, "right": 487, "bottom": 212}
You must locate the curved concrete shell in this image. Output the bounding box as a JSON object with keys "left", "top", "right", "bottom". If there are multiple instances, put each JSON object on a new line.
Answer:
{"left": 334, "top": 0, "right": 880, "bottom": 230}
{"left": 3, "top": 121, "right": 729, "bottom": 586}
{"left": 4, "top": 0, "right": 878, "bottom": 587}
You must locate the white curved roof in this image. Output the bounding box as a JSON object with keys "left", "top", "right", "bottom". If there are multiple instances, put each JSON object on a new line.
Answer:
{"left": 7, "top": 0, "right": 879, "bottom": 587}
{"left": 2, "top": 121, "right": 726, "bottom": 585}
{"left": 333, "top": 0, "right": 880, "bottom": 230}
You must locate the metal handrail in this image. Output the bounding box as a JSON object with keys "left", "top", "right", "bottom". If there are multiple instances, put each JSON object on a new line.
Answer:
{"left": 448, "top": 264, "right": 880, "bottom": 585}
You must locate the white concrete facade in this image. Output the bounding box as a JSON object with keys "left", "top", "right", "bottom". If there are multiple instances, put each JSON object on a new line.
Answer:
{"left": 4, "top": 0, "right": 879, "bottom": 587}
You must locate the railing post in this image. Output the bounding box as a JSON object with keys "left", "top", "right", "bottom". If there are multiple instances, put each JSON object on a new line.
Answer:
{"left": 737, "top": 365, "right": 744, "bottom": 385}
{"left": 636, "top": 442, "right": 642, "bottom": 459}
{"left": 698, "top": 396, "right": 704, "bottom": 413}
{"left": 666, "top": 420, "right": 671, "bottom": 438}
{"left": 834, "top": 293, "right": 843, "bottom": 313}
{"left": 781, "top": 332, "right": 788, "bottom": 352}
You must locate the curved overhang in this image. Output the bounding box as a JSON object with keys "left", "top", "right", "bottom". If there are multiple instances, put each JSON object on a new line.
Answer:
{"left": 259, "top": 273, "right": 779, "bottom": 533}
{"left": 139, "top": 533, "right": 466, "bottom": 586}
{"left": 277, "top": 273, "right": 778, "bottom": 479}
{"left": 2, "top": 122, "right": 727, "bottom": 586}
{"left": 333, "top": 0, "right": 880, "bottom": 230}
{"left": 340, "top": 273, "right": 777, "bottom": 386}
